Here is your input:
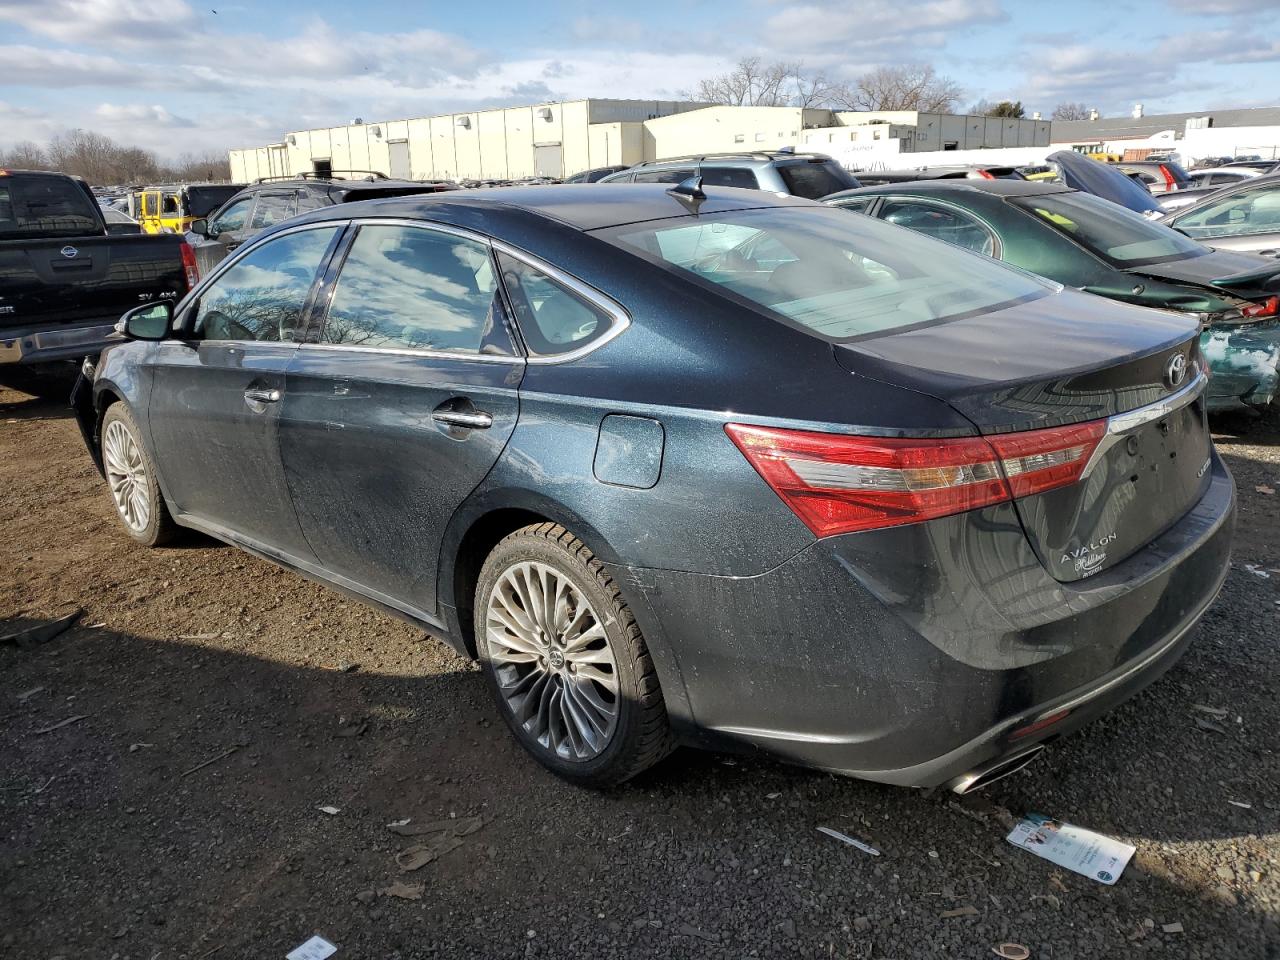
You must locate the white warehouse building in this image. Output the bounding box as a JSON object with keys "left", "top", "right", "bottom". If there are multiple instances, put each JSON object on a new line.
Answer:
{"left": 228, "top": 100, "right": 1054, "bottom": 183}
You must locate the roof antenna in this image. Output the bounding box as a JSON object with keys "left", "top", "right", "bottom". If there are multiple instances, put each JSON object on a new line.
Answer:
{"left": 667, "top": 175, "right": 706, "bottom": 214}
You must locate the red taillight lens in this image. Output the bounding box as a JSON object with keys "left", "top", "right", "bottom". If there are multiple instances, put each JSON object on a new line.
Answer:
{"left": 1159, "top": 164, "right": 1177, "bottom": 191}
{"left": 1242, "top": 296, "right": 1278, "bottom": 319}
{"left": 179, "top": 240, "right": 200, "bottom": 291}
{"left": 1010, "top": 709, "right": 1071, "bottom": 740}
{"left": 977, "top": 169, "right": 995, "bottom": 179}
{"left": 987, "top": 420, "right": 1105, "bottom": 499}
{"left": 726, "top": 419, "right": 1106, "bottom": 537}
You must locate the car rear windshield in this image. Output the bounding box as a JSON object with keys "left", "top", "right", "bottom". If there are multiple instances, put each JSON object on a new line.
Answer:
{"left": 1011, "top": 191, "right": 1207, "bottom": 266}
{"left": 0, "top": 175, "right": 101, "bottom": 239}
{"left": 777, "top": 161, "right": 860, "bottom": 200}
{"left": 603, "top": 206, "right": 1052, "bottom": 342}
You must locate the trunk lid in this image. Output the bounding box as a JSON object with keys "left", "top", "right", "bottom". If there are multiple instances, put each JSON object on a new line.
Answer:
{"left": 834, "top": 289, "right": 1211, "bottom": 581}
{"left": 1129, "top": 248, "right": 1280, "bottom": 296}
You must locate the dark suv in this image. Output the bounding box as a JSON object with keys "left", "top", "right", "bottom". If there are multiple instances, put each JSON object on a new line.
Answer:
{"left": 189, "top": 171, "right": 453, "bottom": 276}
{"left": 599, "top": 151, "right": 860, "bottom": 199}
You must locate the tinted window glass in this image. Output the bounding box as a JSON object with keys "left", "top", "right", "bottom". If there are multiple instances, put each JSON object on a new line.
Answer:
{"left": 293, "top": 189, "right": 327, "bottom": 212}
{"left": 195, "top": 226, "right": 338, "bottom": 342}
{"left": 607, "top": 207, "right": 1050, "bottom": 342}
{"left": 1173, "top": 182, "right": 1280, "bottom": 238}
{"left": 250, "top": 192, "right": 297, "bottom": 229}
{"left": 320, "top": 225, "right": 509, "bottom": 355}
{"left": 496, "top": 252, "right": 617, "bottom": 357}
{"left": 632, "top": 167, "right": 696, "bottom": 184}
{"left": 210, "top": 197, "right": 252, "bottom": 235}
{"left": 777, "top": 161, "right": 858, "bottom": 199}
{"left": 162, "top": 194, "right": 179, "bottom": 214}
{"left": 700, "top": 167, "right": 759, "bottom": 189}
{"left": 879, "top": 199, "right": 995, "bottom": 256}
{"left": 1013, "top": 191, "right": 1208, "bottom": 265}
{"left": 831, "top": 197, "right": 873, "bottom": 214}
{"left": 0, "top": 175, "right": 100, "bottom": 239}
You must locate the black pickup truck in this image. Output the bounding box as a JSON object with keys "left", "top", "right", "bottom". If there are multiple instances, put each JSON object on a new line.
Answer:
{"left": 0, "top": 169, "right": 196, "bottom": 393}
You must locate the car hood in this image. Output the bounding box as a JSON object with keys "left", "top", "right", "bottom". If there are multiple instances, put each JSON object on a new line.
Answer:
{"left": 1048, "top": 151, "right": 1162, "bottom": 215}
{"left": 1129, "top": 249, "right": 1280, "bottom": 296}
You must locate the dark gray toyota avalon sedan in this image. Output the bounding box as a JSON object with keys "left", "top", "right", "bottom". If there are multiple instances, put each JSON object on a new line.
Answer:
{"left": 73, "top": 183, "right": 1235, "bottom": 792}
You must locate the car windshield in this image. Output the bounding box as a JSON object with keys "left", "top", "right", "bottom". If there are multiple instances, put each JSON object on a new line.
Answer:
{"left": 1011, "top": 191, "right": 1208, "bottom": 266}
{"left": 777, "top": 161, "right": 859, "bottom": 200}
{"left": 0, "top": 175, "right": 101, "bottom": 239}
{"left": 603, "top": 206, "right": 1052, "bottom": 342}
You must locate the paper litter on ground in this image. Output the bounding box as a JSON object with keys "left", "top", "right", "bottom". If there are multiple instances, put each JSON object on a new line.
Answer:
{"left": 1006, "top": 813, "right": 1134, "bottom": 885}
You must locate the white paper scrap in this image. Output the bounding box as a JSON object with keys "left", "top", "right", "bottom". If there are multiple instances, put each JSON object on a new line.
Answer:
{"left": 287, "top": 935, "right": 337, "bottom": 960}
{"left": 817, "top": 826, "right": 880, "bottom": 856}
{"left": 1006, "top": 813, "right": 1134, "bottom": 885}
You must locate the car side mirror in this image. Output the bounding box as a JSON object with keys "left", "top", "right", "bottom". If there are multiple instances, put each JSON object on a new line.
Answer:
{"left": 189, "top": 218, "right": 209, "bottom": 237}
{"left": 116, "top": 302, "right": 172, "bottom": 341}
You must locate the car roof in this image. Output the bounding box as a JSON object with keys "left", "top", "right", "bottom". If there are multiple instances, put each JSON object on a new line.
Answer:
{"left": 824, "top": 179, "right": 1072, "bottom": 202}
{"left": 631, "top": 151, "right": 833, "bottom": 169}
{"left": 296, "top": 183, "right": 818, "bottom": 233}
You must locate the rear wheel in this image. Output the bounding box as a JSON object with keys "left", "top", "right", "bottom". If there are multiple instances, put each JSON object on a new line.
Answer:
{"left": 101, "top": 403, "right": 178, "bottom": 547}
{"left": 475, "top": 523, "right": 673, "bottom": 787}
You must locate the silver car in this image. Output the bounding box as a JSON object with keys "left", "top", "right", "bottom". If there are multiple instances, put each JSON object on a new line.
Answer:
{"left": 1166, "top": 172, "right": 1280, "bottom": 256}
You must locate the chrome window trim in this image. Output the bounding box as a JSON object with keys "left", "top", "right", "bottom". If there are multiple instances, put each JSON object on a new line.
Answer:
{"left": 1080, "top": 367, "right": 1208, "bottom": 478}
{"left": 490, "top": 239, "right": 631, "bottom": 364}
{"left": 296, "top": 341, "right": 523, "bottom": 365}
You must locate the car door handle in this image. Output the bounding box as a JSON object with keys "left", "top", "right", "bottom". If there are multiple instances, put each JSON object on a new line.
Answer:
{"left": 432, "top": 409, "right": 493, "bottom": 429}
{"left": 243, "top": 387, "right": 281, "bottom": 412}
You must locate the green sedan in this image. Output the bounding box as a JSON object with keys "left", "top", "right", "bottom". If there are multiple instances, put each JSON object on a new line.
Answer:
{"left": 824, "top": 179, "right": 1280, "bottom": 412}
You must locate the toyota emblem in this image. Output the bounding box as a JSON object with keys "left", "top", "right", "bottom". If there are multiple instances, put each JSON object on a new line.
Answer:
{"left": 60, "top": 245, "right": 78, "bottom": 259}
{"left": 1165, "top": 352, "right": 1188, "bottom": 389}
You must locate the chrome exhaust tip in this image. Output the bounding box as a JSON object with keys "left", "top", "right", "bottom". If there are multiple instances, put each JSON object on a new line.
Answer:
{"left": 949, "top": 745, "right": 1045, "bottom": 795}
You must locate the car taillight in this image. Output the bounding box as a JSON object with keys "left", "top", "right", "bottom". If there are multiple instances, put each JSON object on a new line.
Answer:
{"left": 1242, "top": 296, "right": 1279, "bottom": 318}
{"left": 179, "top": 240, "right": 200, "bottom": 290}
{"left": 1159, "top": 164, "right": 1177, "bottom": 191}
{"left": 977, "top": 169, "right": 995, "bottom": 179}
{"left": 725, "top": 420, "right": 1106, "bottom": 537}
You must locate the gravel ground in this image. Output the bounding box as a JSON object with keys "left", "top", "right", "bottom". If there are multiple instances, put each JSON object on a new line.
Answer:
{"left": 1, "top": 383, "right": 1278, "bottom": 960}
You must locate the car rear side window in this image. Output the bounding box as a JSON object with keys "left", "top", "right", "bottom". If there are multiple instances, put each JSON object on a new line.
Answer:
{"left": 606, "top": 206, "right": 1050, "bottom": 342}
{"left": 0, "top": 175, "right": 101, "bottom": 239}
{"left": 195, "top": 226, "right": 339, "bottom": 342}
{"left": 700, "top": 167, "right": 759, "bottom": 189}
{"left": 318, "top": 224, "right": 512, "bottom": 356}
{"left": 777, "top": 161, "right": 858, "bottom": 199}
{"left": 250, "top": 192, "right": 298, "bottom": 230}
{"left": 632, "top": 167, "right": 696, "bottom": 184}
{"left": 1173, "top": 182, "right": 1280, "bottom": 239}
{"left": 878, "top": 199, "right": 996, "bottom": 256}
{"left": 496, "top": 251, "right": 619, "bottom": 357}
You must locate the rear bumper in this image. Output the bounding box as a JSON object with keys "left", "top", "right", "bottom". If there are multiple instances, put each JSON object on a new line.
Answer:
{"left": 613, "top": 454, "right": 1235, "bottom": 788}
{"left": 0, "top": 321, "right": 119, "bottom": 366}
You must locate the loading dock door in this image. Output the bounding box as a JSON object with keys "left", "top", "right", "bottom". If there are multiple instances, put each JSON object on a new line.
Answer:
{"left": 388, "top": 141, "right": 411, "bottom": 180}
{"left": 534, "top": 143, "right": 563, "bottom": 178}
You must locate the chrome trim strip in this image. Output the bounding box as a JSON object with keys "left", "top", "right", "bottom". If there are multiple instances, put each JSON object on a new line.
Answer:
{"left": 1080, "top": 368, "right": 1208, "bottom": 478}
{"left": 295, "top": 341, "right": 523, "bottom": 365}
{"left": 490, "top": 239, "right": 632, "bottom": 365}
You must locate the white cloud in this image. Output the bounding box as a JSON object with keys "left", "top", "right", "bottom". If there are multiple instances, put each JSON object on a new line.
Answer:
{"left": 0, "top": 0, "right": 196, "bottom": 43}
{"left": 94, "top": 102, "right": 194, "bottom": 127}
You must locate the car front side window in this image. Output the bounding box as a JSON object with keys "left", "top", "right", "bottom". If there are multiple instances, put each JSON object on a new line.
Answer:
{"left": 318, "top": 224, "right": 512, "bottom": 356}
{"left": 193, "top": 226, "right": 339, "bottom": 342}
{"left": 209, "top": 197, "right": 253, "bottom": 236}
{"left": 1175, "top": 184, "right": 1280, "bottom": 238}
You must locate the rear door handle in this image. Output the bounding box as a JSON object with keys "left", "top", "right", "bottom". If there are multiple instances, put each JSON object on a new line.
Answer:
{"left": 432, "top": 409, "right": 493, "bottom": 430}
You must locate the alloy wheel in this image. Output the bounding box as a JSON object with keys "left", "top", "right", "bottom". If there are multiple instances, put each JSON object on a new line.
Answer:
{"left": 103, "top": 418, "right": 151, "bottom": 533}
{"left": 485, "top": 560, "right": 620, "bottom": 761}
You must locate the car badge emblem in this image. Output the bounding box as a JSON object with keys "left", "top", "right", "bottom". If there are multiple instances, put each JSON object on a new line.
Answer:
{"left": 60, "top": 245, "right": 78, "bottom": 259}
{"left": 1164, "top": 353, "right": 1187, "bottom": 389}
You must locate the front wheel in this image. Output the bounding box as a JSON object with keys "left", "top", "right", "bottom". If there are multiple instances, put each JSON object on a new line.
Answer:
{"left": 100, "top": 403, "right": 178, "bottom": 547}
{"left": 475, "top": 523, "right": 673, "bottom": 787}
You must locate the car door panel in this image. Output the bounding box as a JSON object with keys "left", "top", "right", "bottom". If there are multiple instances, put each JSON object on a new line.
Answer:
{"left": 278, "top": 221, "right": 524, "bottom": 615}
{"left": 146, "top": 224, "right": 342, "bottom": 557}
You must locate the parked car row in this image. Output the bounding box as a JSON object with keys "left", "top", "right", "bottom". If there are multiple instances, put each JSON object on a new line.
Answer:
{"left": 70, "top": 170, "right": 1236, "bottom": 793}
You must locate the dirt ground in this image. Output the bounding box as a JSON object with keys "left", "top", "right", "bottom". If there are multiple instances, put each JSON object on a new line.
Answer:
{"left": 1, "top": 382, "right": 1278, "bottom": 960}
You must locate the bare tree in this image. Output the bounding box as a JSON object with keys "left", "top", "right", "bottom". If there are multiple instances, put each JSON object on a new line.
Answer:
{"left": 0, "top": 141, "right": 50, "bottom": 170}
{"left": 1052, "top": 102, "right": 1092, "bottom": 121}
{"left": 694, "top": 57, "right": 802, "bottom": 107}
{"left": 830, "top": 64, "right": 963, "bottom": 113}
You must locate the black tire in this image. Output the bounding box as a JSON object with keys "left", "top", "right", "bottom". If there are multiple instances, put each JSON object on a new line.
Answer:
{"left": 100, "top": 403, "right": 179, "bottom": 547}
{"left": 475, "top": 522, "right": 673, "bottom": 787}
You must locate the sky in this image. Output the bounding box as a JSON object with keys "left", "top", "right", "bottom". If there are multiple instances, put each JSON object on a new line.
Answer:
{"left": 1, "top": 0, "right": 1279, "bottom": 160}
